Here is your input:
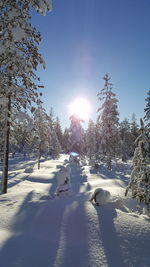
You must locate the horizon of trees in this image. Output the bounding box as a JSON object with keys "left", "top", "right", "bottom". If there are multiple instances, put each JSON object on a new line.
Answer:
{"left": 1, "top": 74, "right": 149, "bottom": 163}
{"left": 0, "top": 0, "right": 149, "bottom": 195}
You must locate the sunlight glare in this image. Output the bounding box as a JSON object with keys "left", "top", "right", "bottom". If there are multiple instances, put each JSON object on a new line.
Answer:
{"left": 69, "top": 98, "right": 91, "bottom": 120}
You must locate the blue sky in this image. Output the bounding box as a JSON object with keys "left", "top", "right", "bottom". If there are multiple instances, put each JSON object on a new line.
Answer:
{"left": 31, "top": 0, "right": 150, "bottom": 129}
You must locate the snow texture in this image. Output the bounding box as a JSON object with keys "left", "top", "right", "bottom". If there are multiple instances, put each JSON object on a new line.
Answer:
{"left": 0, "top": 155, "right": 150, "bottom": 267}
{"left": 90, "top": 188, "right": 111, "bottom": 205}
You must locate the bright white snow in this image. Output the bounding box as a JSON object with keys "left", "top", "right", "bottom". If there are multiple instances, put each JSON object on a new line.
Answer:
{"left": 0, "top": 154, "right": 150, "bottom": 267}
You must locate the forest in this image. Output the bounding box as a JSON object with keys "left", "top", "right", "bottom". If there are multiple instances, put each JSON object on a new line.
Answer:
{"left": 0, "top": 1, "right": 150, "bottom": 266}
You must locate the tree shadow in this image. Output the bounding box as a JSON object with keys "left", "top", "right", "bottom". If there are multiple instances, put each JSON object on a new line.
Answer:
{"left": 0, "top": 191, "right": 72, "bottom": 267}
{"left": 8, "top": 157, "right": 37, "bottom": 171}
{"left": 90, "top": 166, "right": 129, "bottom": 190}
{"left": 115, "top": 172, "right": 129, "bottom": 186}
{"left": 0, "top": 161, "right": 92, "bottom": 267}
{"left": 8, "top": 173, "right": 30, "bottom": 189}
{"left": 94, "top": 202, "right": 150, "bottom": 266}
{"left": 69, "top": 163, "right": 90, "bottom": 194}
{"left": 25, "top": 176, "right": 55, "bottom": 184}
{"left": 59, "top": 199, "right": 89, "bottom": 267}
{"left": 7, "top": 159, "right": 57, "bottom": 190}
{"left": 94, "top": 204, "right": 126, "bottom": 267}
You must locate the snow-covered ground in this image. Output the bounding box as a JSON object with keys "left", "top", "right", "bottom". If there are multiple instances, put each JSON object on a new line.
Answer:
{"left": 0, "top": 154, "right": 150, "bottom": 267}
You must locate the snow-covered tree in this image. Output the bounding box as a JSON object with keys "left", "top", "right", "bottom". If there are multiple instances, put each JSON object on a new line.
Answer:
{"left": 94, "top": 118, "right": 102, "bottom": 159}
{"left": 85, "top": 120, "right": 97, "bottom": 159}
{"left": 63, "top": 128, "right": 70, "bottom": 153}
{"left": 0, "top": 0, "right": 52, "bottom": 107}
{"left": 144, "top": 90, "right": 150, "bottom": 129}
{"left": 119, "top": 118, "right": 133, "bottom": 161}
{"left": 47, "top": 108, "right": 61, "bottom": 158}
{"left": 0, "top": 98, "right": 7, "bottom": 163}
{"left": 54, "top": 116, "right": 63, "bottom": 148}
{"left": 10, "top": 111, "right": 34, "bottom": 157}
{"left": 125, "top": 119, "right": 150, "bottom": 214}
{"left": 119, "top": 115, "right": 139, "bottom": 161}
{"left": 68, "top": 114, "right": 85, "bottom": 154}
{"left": 0, "top": 0, "right": 51, "bottom": 193}
{"left": 130, "top": 113, "right": 139, "bottom": 150}
{"left": 50, "top": 130, "right": 61, "bottom": 159}
{"left": 33, "top": 105, "right": 49, "bottom": 169}
{"left": 97, "top": 73, "right": 120, "bottom": 169}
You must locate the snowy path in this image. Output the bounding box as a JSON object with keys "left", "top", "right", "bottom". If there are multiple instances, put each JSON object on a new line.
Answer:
{"left": 0, "top": 155, "right": 150, "bottom": 267}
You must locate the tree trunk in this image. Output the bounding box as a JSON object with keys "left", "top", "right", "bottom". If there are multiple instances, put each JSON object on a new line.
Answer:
{"left": 38, "top": 143, "right": 41, "bottom": 169}
{"left": 2, "top": 95, "right": 11, "bottom": 194}
{"left": 107, "top": 156, "right": 112, "bottom": 170}
{"left": 23, "top": 146, "right": 26, "bottom": 158}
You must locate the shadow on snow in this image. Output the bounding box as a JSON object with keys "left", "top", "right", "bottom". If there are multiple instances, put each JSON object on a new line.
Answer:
{"left": 0, "top": 162, "right": 91, "bottom": 267}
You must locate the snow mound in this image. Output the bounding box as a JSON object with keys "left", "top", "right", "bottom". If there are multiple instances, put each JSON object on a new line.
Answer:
{"left": 90, "top": 188, "right": 111, "bottom": 205}
{"left": 56, "top": 165, "right": 71, "bottom": 185}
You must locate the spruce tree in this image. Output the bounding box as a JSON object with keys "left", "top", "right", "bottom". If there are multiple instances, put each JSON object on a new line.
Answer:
{"left": 54, "top": 116, "right": 63, "bottom": 148}
{"left": 68, "top": 115, "right": 85, "bottom": 154}
{"left": 144, "top": 90, "right": 150, "bottom": 129}
{"left": 130, "top": 113, "right": 139, "bottom": 154}
{"left": 97, "top": 73, "right": 119, "bottom": 169}
{"left": 14, "top": 112, "right": 34, "bottom": 156}
{"left": 125, "top": 119, "right": 150, "bottom": 214}
{"left": 63, "top": 128, "right": 70, "bottom": 153}
{"left": 33, "top": 105, "right": 49, "bottom": 169}
{"left": 47, "top": 108, "right": 61, "bottom": 158}
{"left": 86, "top": 120, "right": 97, "bottom": 159}
{"left": 119, "top": 118, "right": 133, "bottom": 161}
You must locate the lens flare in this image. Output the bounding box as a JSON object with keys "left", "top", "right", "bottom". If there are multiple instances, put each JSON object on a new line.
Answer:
{"left": 69, "top": 98, "right": 91, "bottom": 120}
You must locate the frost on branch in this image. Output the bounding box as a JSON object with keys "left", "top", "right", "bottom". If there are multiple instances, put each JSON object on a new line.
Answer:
{"left": 0, "top": 0, "right": 51, "bottom": 193}
{"left": 0, "top": 0, "right": 50, "bottom": 110}
{"left": 97, "top": 73, "right": 120, "bottom": 169}
{"left": 32, "top": 0, "right": 52, "bottom": 15}
{"left": 125, "top": 119, "right": 150, "bottom": 214}
{"left": 11, "top": 27, "right": 26, "bottom": 42}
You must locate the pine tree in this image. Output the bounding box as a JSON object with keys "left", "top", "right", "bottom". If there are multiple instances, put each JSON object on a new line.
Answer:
{"left": 63, "top": 128, "right": 70, "bottom": 153}
{"left": 11, "top": 111, "right": 34, "bottom": 157}
{"left": 0, "top": 0, "right": 51, "bottom": 193}
{"left": 130, "top": 113, "right": 139, "bottom": 153}
{"left": 144, "top": 90, "right": 150, "bottom": 129}
{"left": 33, "top": 105, "right": 49, "bottom": 169}
{"left": 95, "top": 119, "right": 101, "bottom": 159}
{"left": 97, "top": 73, "right": 120, "bottom": 169}
{"left": 125, "top": 119, "right": 150, "bottom": 214}
{"left": 47, "top": 108, "right": 61, "bottom": 158}
{"left": 85, "top": 120, "right": 97, "bottom": 159}
{"left": 68, "top": 114, "right": 85, "bottom": 154}
{"left": 0, "top": 98, "right": 7, "bottom": 163}
{"left": 54, "top": 116, "right": 63, "bottom": 148}
{"left": 119, "top": 118, "right": 133, "bottom": 161}
{"left": 50, "top": 130, "right": 61, "bottom": 159}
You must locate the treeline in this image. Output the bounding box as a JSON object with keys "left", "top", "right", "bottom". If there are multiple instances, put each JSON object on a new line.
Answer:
{"left": 1, "top": 74, "right": 149, "bottom": 169}
{"left": 0, "top": 0, "right": 149, "bottom": 195}
{"left": 64, "top": 74, "right": 150, "bottom": 170}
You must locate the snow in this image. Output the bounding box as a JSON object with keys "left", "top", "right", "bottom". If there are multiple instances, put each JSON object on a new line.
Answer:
{"left": 34, "top": 0, "right": 52, "bottom": 15}
{"left": 0, "top": 97, "right": 8, "bottom": 106}
{"left": 90, "top": 188, "right": 111, "bottom": 205}
{"left": 0, "top": 154, "right": 150, "bottom": 267}
{"left": 11, "top": 27, "right": 26, "bottom": 42}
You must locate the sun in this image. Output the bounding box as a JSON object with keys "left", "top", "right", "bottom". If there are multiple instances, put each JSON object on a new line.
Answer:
{"left": 69, "top": 98, "right": 91, "bottom": 120}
